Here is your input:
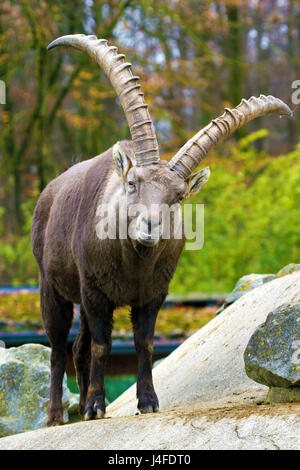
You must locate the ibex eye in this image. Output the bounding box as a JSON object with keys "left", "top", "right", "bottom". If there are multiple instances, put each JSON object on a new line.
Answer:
{"left": 128, "top": 181, "right": 136, "bottom": 191}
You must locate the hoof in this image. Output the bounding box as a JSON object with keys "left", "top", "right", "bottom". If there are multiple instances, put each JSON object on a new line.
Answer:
{"left": 83, "top": 409, "right": 93, "bottom": 421}
{"left": 139, "top": 404, "right": 159, "bottom": 414}
{"left": 96, "top": 408, "right": 105, "bottom": 419}
{"left": 47, "top": 409, "right": 65, "bottom": 427}
{"left": 83, "top": 395, "right": 106, "bottom": 421}
{"left": 138, "top": 390, "right": 159, "bottom": 414}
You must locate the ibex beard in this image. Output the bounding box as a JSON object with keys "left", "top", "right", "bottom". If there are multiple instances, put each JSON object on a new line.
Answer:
{"left": 32, "top": 33, "right": 292, "bottom": 426}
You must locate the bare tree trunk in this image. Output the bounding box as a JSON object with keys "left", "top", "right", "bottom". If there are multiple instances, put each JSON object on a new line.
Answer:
{"left": 226, "top": 3, "right": 245, "bottom": 139}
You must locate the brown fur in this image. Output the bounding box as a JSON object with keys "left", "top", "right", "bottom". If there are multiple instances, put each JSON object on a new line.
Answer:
{"left": 32, "top": 140, "right": 186, "bottom": 424}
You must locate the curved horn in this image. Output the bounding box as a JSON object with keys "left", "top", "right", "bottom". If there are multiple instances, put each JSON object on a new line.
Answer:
{"left": 169, "top": 95, "right": 293, "bottom": 178}
{"left": 47, "top": 34, "right": 160, "bottom": 166}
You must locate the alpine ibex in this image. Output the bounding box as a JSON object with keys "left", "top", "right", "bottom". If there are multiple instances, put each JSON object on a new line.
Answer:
{"left": 32, "top": 34, "right": 292, "bottom": 426}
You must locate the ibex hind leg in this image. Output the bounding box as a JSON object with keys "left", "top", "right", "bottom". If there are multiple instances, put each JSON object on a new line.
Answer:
{"left": 72, "top": 307, "right": 91, "bottom": 416}
{"left": 80, "top": 284, "right": 114, "bottom": 421}
{"left": 40, "top": 276, "right": 73, "bottom": 426}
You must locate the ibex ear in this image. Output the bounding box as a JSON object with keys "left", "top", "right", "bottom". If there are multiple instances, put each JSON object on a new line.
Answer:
{"left": 113, "top": 142, "right": 132, "bottom": 181}
{"left": 186, "top": 167, "right": 210, "bottom": 198}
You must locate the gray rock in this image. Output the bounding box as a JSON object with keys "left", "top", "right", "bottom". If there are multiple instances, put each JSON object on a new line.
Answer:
{"left": 68, "top": 392, "right": 80, "bottom": 416}
{"left": 217, "top": 265, "right": 300, "bottom": 314}
{"left": 276, "top": 263, "right": 300, "bottom": 278}
{"left": 244, "top": 303, "right": 300, "bottom": 388}
{"left": 0, "top": 344, "right": 69, "bottom": 437}
{"left": 266, "top": 387, "right": 300, "bottom": 404}
{"left": 226, "top": 274, "right": 276, "bottom": 303}
{"left": 217, "top": 273, "right": 275, "bottom": 313}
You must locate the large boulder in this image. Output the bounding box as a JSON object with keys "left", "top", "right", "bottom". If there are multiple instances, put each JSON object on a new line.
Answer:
{"left": 0, "top": 344, "right": 69, "bottom": 437}
{"left": 244, "top": 303, "right": 300, "bottom": 388}
{"left": 107, "top": 271, "right": 300, "bottom": 417}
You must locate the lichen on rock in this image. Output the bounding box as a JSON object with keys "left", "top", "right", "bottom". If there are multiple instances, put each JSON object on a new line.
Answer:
{"left": 217, "top": 264, "right": 300, "bottom": 315}
{"left": 217, "top": 273, "right": 275, "bottom": 313}
{"left": 266, "top": 387, "right": 300, "bottom": 403}
{"left": 0, "top": 343, "right": 69, "bottom": 437}
{"left": 276, "top": 263, "right": 300, "bottom": 278}
{"left": 244, "top": 303, "right": 300, "bottom": 389}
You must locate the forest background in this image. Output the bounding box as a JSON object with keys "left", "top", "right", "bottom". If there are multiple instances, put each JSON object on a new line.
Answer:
{"left": 0, "top": 0, "right": 299, "bottom": 294}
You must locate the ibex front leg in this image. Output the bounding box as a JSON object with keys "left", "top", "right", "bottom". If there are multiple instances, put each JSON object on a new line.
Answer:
{"left": 131, "top": 296, "right": 165, "bottom": 413}
{"left": 81, "top": 285, "right": 114, "bottom": 420}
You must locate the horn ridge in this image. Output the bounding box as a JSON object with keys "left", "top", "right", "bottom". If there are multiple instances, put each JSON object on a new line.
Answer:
{"left": 47, "top": 34, "right": 160, "bottom": 166}
{"left": 169, "top": 95, "right": 292, "bottom": 178}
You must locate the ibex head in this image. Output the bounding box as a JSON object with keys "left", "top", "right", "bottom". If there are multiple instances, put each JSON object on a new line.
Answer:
{"left": 48, "top": 34, "right": 292, "bottom": 252}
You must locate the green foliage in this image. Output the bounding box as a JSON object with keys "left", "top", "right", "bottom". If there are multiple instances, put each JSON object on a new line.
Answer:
{"left": 0, "top": 293, "right": 40, "bottom": 328}
{"left": 170, "top": 133, "right": 300, "bottom": 294}
{"left": 0, "top": 197, "right": 38, "bottom": 286}
{"left": 0, "top": 132, "right": 299, "bottom": 297}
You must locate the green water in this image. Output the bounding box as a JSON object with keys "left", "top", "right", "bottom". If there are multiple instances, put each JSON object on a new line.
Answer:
{"left": 67, "top": 375, "right": 136, "bottom": 404}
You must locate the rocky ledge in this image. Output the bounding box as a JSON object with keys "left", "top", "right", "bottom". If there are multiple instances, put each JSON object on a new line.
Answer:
{"left": 0, "top": 271, "right": 300, "bottom": 450}
{"left": 0, "top": 390, "right": 299, "bottom": 450}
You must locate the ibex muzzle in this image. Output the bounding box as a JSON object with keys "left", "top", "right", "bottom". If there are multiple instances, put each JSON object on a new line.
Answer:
{"left": 33, "top": 33, "right": 292, "bottom": 426}
{"left": 136, "top": 212, "right": 162, "bottom": 246}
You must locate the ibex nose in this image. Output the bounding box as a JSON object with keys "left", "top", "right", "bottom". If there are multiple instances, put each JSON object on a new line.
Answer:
{"left": 141, "top": 216, "right": 161, "bottom": 233}
{"left": 136, "top": 212, "right": 162, "bottom": 247}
